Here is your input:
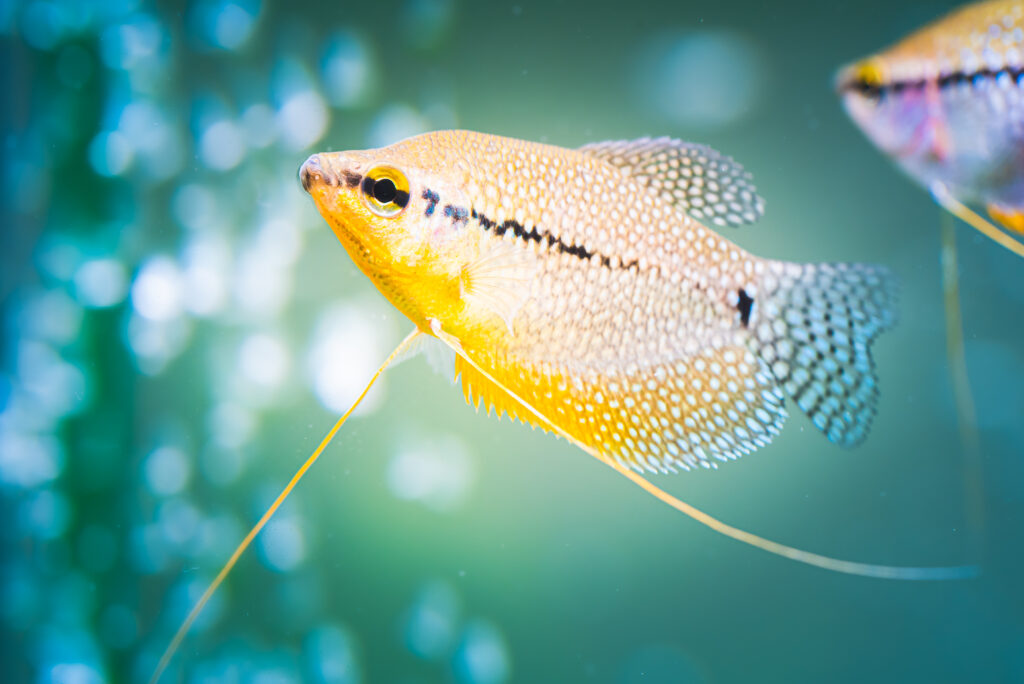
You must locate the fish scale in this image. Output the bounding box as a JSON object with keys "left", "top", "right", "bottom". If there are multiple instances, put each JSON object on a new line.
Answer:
{"left": 301, "top": 130, "right": 896, "bottom": 472}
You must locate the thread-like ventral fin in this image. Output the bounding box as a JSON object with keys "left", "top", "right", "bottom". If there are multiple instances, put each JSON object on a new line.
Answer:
{"left": 579, "top": 137, "right": 765, "bottom": 227}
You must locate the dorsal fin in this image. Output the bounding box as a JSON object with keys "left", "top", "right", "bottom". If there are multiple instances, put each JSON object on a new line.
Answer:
{"left": 579, "top": 138, "right": 765, "bottom": 227}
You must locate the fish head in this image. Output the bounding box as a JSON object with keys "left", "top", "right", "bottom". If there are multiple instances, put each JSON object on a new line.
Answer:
{"left": 300, "top": 134, "right": 485, "bottom": 328}
{"left": 836, "top": 57, "right": 928, "bottom": 159}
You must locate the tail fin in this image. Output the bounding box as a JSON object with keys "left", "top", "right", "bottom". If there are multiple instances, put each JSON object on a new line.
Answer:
{"left": 751, "top": 262, "right": 897, "bottom": 447}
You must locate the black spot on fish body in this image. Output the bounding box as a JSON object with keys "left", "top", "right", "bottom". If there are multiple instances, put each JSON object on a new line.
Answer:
{"left": 443, "top": 204, "right": 469, "bottom": 225}
{"left": 737, "top": 288, "right": 754, "bottom": 327}
{"left": 342, "top": 171, "right": 362, "bottom": 188}
{"left": 422, "top": 188, "right": 440, "bottom": 216}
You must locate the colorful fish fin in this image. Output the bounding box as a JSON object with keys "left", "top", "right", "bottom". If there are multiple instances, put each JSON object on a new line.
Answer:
{"left": 428, "top": 320, "right": 975, "bottom": 581}
{"left": 751, "top": 262, "right": 896, "bottom": 447}
{"left": 587, "top": 346, "right": 788, "bottom": 473}
{"left": 987, "top": 203, "right": 1024, "bottom": 235}
{"left": 431, "top": 316, "right": 785, "bottom": 474}
{"left": 465, "top": 341, "right": 788, "bottom": 473}
{"left": 930, "top": 183, "right": 1024, "bottom": 259}
{"left": 578, "top": 137, "right": 765, "bottom": 227}
{"left": 461, "top": 241, "right": 536, "bottom": 333}
{"left": 427, "top": 318, "right": 549, "bottom": 427}
{"left": 454, "top": 352, "right": 553, "bottom": 428}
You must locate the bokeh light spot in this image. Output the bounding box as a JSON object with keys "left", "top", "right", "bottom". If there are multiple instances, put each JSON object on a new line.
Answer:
{"left": 632, "top": 30, "right": 762, "bottom": 129}
{"left": 131, "top": 257, "right": 184, "bottom": 322}
{"left": 20, "top": 1, "right": 67, "bottom": 50}
{"left": 366, "top": 104, "right": 429, "bottom": 149}
{"left": 73, "top": 259, "right": 127, "bottom": 308}
{"left": 259, "top": 516, "right": 306, "bottom": 572}
{"left": 405, "top": 580, "right": 460, "bottom": 660}
{"left": 453, "top": 620, "right": 510, "bottom": 684}
{"left": 306, "top": 302, "right": 394, "bottom": 416}
{"left": 321, "top": 31, "right": 374, "bottom": 108}
{"left": 200, "top": 118, "right": 246, "bottom": 171}
{"left": 239, "top": 332, "right": 290, "bottom": 389}
{"left": 305, "top": 623, "right": 362, "bottom": 684}
{"left": 387, "top": 434, "right": 474, "bottom": 512}
{"left": 88, "top": 131, "right": 133, "bottom": 177}
{"left": 143, "top": 445, "right": 192, "bottom": 496}
{"left": 242, "top": 103, "right": 277, "bottom": 148}
{"left": 20, "top": 488, "right": 72, "bottom": 540}
{"left": 277, "top": 90, "right": 328, "bottom": 151}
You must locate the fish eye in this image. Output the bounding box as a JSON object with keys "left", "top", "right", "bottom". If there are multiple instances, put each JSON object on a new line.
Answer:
{"left": 361, "top": 166, "right": 410, "bottom": 218}
{"left": 851, "top": 60, "right": 885, "bottom": 100}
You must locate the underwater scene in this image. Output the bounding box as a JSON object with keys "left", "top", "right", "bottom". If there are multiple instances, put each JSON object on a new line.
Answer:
{"left": 3, "top": 0, "right": 1024, "bottom": 682}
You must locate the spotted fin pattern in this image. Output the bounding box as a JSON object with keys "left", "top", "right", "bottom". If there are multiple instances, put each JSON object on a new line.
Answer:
{"left": 456, "top": 342, "right": 788, "bottom": 474}
{"left": 579, "top": 137, "right": 765, "bottom": 227}
{"left": 753, "top": 262, "right": 896, "bottom": 447}
{"left": 456, "top": 352, "right": 548, "bottom": 427}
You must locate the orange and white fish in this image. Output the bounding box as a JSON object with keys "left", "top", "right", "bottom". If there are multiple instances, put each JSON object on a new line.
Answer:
{"left": 837, "top": 0, "right": 1024, "bottom": 254}
{"left": 149, "top": 130, "right": 976, "bottom": 683}
{"left": 301, "top": 131, "right": 893, "bottom": 459}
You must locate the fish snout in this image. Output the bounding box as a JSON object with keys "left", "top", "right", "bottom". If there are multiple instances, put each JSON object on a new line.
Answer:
{"left": 300, "top": 154, "right": 327, "bottom": 193}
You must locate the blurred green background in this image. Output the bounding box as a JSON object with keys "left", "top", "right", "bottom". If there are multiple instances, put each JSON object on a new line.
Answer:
{"left": 2, "top": 0, "right": 1023, "bottom": 682}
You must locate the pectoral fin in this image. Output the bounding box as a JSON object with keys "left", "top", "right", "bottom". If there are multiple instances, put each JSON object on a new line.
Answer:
{"left": 987, "top": 204, "right": 1024, "bottom": 234}
{"left": 460, "top": 241, "right": 535, "bottom": 334}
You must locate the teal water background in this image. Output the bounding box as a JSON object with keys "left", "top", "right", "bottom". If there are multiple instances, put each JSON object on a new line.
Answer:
{"left": 2, "top": 1, "right": 1023, "bottom": 682}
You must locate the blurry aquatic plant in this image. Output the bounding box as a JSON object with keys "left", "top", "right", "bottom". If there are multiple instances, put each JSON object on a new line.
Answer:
{"left": 0, "top": 0, "right": 508, "bottom": 681}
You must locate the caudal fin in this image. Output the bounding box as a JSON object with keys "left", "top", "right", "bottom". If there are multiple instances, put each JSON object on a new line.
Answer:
{"left": 751, "top": 262, "right": 897, "bottom": 447}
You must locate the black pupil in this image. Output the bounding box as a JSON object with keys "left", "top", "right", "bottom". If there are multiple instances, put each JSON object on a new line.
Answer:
{"left": 373, "top": 178, "right": 397, "bottom": 204}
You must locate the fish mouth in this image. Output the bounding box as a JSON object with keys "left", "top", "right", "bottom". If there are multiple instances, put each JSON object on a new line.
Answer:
{"left": 299, "top": 154, "right": 326, "bottom": 192}
{"left": 300, "top": 153, "right": 367, "bottom": 194}
{"left": 834, "top": 63, "right": 859, "bottom": 94}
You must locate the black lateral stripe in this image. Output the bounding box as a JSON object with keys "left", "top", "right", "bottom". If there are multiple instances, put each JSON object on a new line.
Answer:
{"left": 465, "top": 204, "right": 640, "bottom": 270}
{"left": 842, "top": 66, "right": 1024, "bottom": 98}
{"left": 737, "top": 288, "right": 754, "bottom": 327}
{"left": 394, "top": 189, "right": 410, "bottom": 208}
